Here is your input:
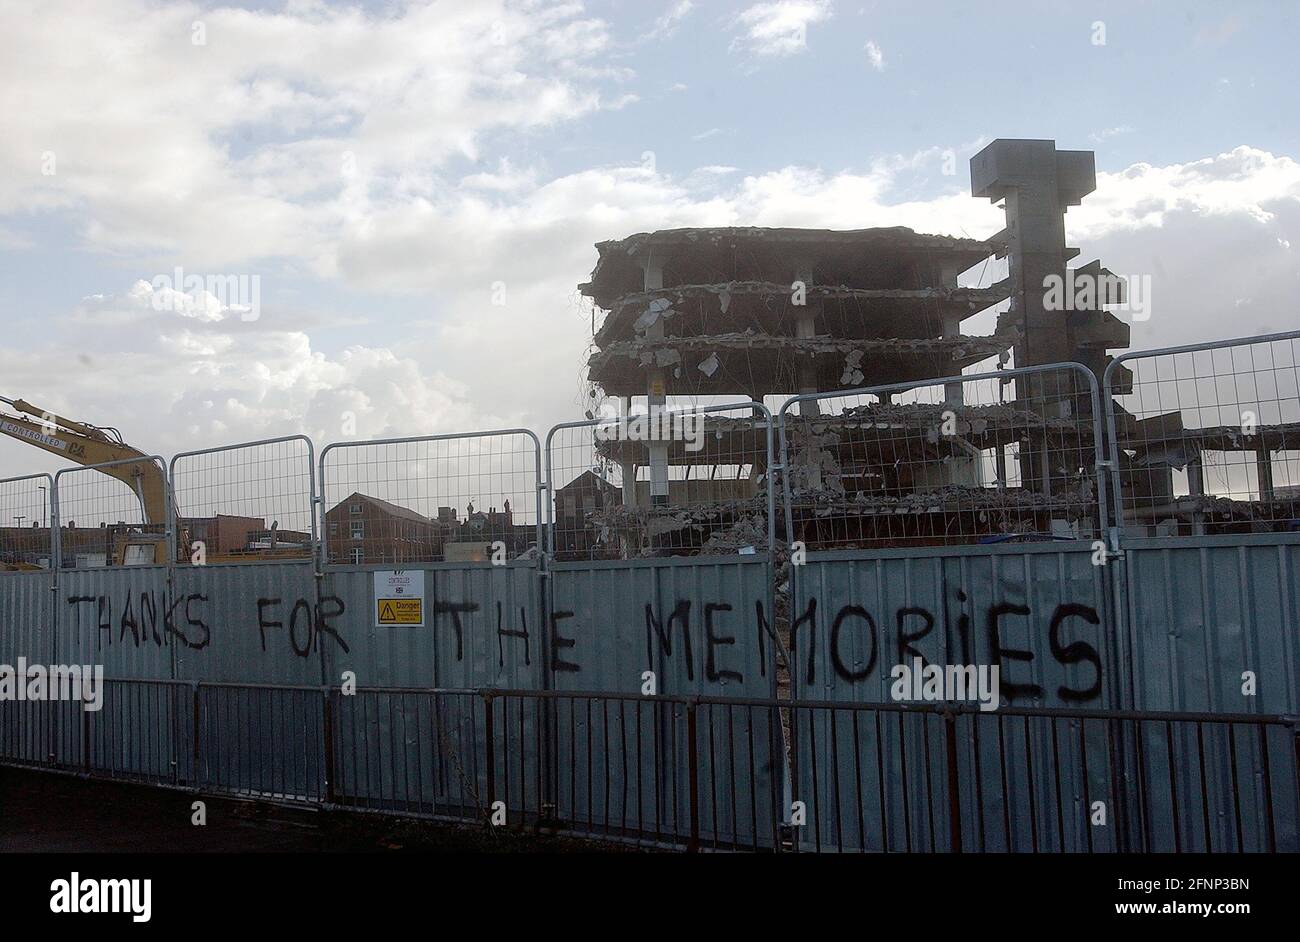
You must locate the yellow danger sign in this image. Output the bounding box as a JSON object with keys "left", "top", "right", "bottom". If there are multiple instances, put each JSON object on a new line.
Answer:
{"left": 373, "top": 570, "right": 425, "bottom": 627}
{"left": 377, "top": 598, "right": 423, "bottom": 625}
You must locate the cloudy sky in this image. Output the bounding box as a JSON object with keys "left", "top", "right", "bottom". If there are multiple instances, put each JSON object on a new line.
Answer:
{"left": 1, "top": 0, "right": 1298, "bottom": 480}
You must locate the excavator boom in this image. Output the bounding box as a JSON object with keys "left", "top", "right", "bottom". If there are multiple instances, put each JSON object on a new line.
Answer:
{"left": 1, "top": 396, "right": 174, "bottom": 563}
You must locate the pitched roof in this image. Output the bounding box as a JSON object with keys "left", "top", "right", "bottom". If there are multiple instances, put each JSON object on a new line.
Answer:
{"left": 330, "top": 492, "right": 433, "bottom": 525}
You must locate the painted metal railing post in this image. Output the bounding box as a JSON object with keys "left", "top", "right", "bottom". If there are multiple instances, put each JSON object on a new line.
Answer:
{"left": 483, "top": 691, "right": 496, "bottom": 823}
{"left": 191, "top": 681, "right": 202, "bottom": 789}
{"left": 322, "top": 686, "right": 336, "bottom": 804}
{"left": 81, "top": 696, "right": 91, "bottom": 773}
{"left": 686, "top": 697, "right": 700, "bottom": 852}
{"left": 943, "top": 710, "right": 963, "bottom": 853}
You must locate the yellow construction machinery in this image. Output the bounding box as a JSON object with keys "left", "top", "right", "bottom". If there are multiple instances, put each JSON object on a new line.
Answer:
{"left": 1, "top": 396, "right": 311, "bottom": 567}
{"left": 1, "top": 396, "right": 172, "bottom": 565}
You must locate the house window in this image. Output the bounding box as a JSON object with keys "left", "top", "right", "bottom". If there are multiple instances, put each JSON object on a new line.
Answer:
{"left": 349, "top": 547, "right": 364, "bottom": 565}
{"left": 351, "top": 521, "right": 364, "bottom": 540}
{"left": 329, "top": 523, "right": 337, "bottom": 535}
{"left": 349, "top": 503, "right": 362, "bottom": 515}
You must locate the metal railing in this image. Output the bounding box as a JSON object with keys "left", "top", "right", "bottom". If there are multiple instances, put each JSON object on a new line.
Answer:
{"left": 3, "top": 680, "right": 1294, "bottom": 853}
{"left": 777, "top": 363, "right": 1109, "bottom": 553}
{"left": 1104, "top": 329, "right": 1300, "bottom": 538}
{"left": 788, "top": 699, "right": 1298, "bottom": 853}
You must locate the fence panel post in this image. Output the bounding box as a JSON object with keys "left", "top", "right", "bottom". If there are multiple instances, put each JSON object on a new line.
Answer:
{"left": 943, "top": 710, "right": 963, "bottom": 853}
{"left": 322, "top": 686, "right": 336, "bottom": 804}
{"left": 191, "top": 681, "right": 202, "bottom": 789}
{"left": 81, "top": 697, "right": 91, "bottom": 773}
{"left": 686, "top": 698, "right": 700, "bottom": 852}
{"left": 483, "top": 691, "right": 496, "bottom": 823}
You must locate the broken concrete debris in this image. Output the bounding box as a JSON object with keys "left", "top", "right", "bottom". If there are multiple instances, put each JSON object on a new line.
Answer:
{"left": 564, "top": 139, "right": 1288, "bottom": 560}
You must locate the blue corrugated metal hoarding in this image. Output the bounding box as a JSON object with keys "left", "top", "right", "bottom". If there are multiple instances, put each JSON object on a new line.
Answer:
{"left": 322, "top": 562, "right": 542, "bottom": 817}
{"left": 789, "top": 542, "right": 1117, "bottom": 852}
{"left": 547, "top": 555, "right": 782, "bottom": 848}
{"left": 0, "top": 570, "right": 54, "bottom": 765}
{"left": 1122, "top": 534, "right": 1300, "bottom": 851}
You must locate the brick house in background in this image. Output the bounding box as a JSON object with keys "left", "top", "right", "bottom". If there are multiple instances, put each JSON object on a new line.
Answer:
{"left": 325, "top": 492, "right": 444, "bottom": 564}
{"left": 441, "top": 499, "right": 536, "bottom": 560}
{"left": 553, "top": 470, "right": 621, "bottom": 560}
{"left": 181, "top": 515, "right": 267, "bottom": 555}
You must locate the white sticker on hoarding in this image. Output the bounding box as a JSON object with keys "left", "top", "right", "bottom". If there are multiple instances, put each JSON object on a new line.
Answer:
{"left": 374, "top": 569, "right": 425, "bottom": 627}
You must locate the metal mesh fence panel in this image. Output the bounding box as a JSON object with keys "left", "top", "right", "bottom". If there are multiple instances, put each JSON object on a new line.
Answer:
{"left": 53, "top": 457, "right": 170, "bottom": 568}
{"left": 170, "top": 436, "right": 316, "bottom": 565}
{"left": 546, "top": 402, "right": 775, "bottom": 559}
{"left": 1105, "top": 330, "right": 1300, "bottom": 536}
{"left": 320, "top": 430, "right": 542, "bottom": 566}
{"left": 0, "top": 473, "right": 53, "bottom": 570}
{"left": 778, "top": 364, "right": 1105, "bottom": 551}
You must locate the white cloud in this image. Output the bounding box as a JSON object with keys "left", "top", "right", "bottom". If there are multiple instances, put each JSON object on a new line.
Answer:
{"left": 1090, "top": 125, "right": 1134, "bottom": 143}
{"left": 0, "top": 0, "right": 622, "bottom": 270}
{"left": 1071, "top": 146, "right": 1300, "bottom": 236}
{"left": 864, "top": 39, "right": 884, "bottom": 71}
{"left": 731, "top": 1, "right": 833, "bottom": 58}
{"left": 1, "top": 283, "right": 485, "bottom": 470}
{"left": 1194, "top": 15, "right": 1244, "bottom": 48}
{"left": 2, "top": 0, "right": 1297, "bottom": 487}
{"left": 643, "top": 1, "right": 694, "bottom": 41}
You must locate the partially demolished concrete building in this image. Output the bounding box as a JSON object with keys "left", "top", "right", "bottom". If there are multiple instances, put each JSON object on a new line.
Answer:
{"left": 576, "top": 138, "right": 1286, "bottom": 555}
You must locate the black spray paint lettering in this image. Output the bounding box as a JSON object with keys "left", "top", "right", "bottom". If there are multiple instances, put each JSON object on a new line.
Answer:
{"left": 641, "top": 600, "right": 757, "bottom": 684}
{"left": 256, "top": 596, "right": 351, "bottom": 657}
{"left": 430, "top": 598, "right": 478, "bottom": 661}
{"left": 896, "top": 607, "right": 935, "bottom": 666}
{"left": 645, "top": 601, "right": 694, "bottom": 681}
{"left": 1049, "top": 603, "right": 1102, "bottom": 702}
{"left": 315, "top": 595, "right": 349, "bottom": 653}
{"left": 703, "top": 602, "right": 741, "bottom": 683}
{"left": 788, "top": 597, "right": 1104, "bottom": 703}
{"left": 549, "top": 610, "right": 579, "bottom": 674}
{"left": 65, "top": 591, "right": 350, "bottom": 656}
{"left": 67, "top": 592, "right": 210, "bottom": 650}
{"left": 496, "top": 601, "right": 530, "bottom": 667}
{"left": 789, "top": 597, "right": 817, "bottom": 685}
{"left": 421, "top": 596, "right": 765, "bottom": 684}
{"left": 987, "top": 602, "right": 1042, "bottom": 701}
{"left": 831, "top": 605, "right": 877, "bottom": 682}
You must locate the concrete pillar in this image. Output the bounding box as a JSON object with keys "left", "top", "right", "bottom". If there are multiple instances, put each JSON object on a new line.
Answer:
{"left": 972, "top": 140, "right": 1096, "bottom": 502}
{"left": 941, "top": 312, "right": 964, "bottom": 407}
{"left": 1187, "top": 452, "right": 1205, "bottom": 535}
{"left": 794, "top": 260, "right": 821, "bottom": 418}
{"left": 1186, "top": 453, "right": 1204, "bottom": 496}
{"left": 971, "top": 139, "right": 1095, "bottom": 378}
{"left": 642, "top": 254, "right": 669, "bottom": 508}
{"left": 938, "top": 261, "right": 965, "bottom": 407}
{"left": 1257, "top": 445, "right": 1274, "bottom": 502}
{"left": 619, "top": 395, "right": 637, "bottom": 510}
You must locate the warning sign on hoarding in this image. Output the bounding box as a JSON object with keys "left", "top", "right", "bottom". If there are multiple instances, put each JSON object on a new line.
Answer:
{"left": 374, "top": 570, "right": 424, "bottom": 627}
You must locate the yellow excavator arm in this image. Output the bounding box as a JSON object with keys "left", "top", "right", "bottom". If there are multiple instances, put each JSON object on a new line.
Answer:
{"left": 1, "top": 396, "right": 175, "bottom": 562}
